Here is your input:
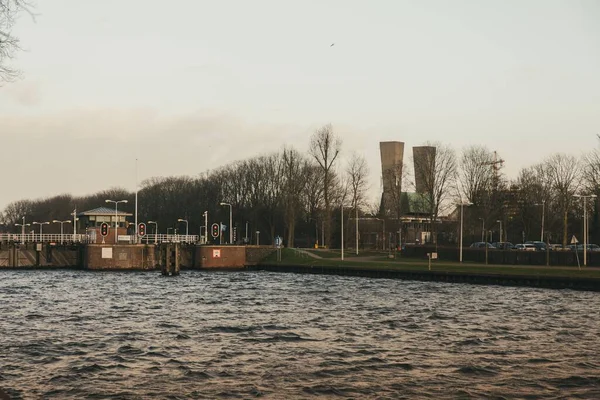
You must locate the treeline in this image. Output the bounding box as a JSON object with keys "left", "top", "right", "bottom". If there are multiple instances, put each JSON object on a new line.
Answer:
{"left": 0, "top": 125, "right": 369, "bottom": 247}
{"left": 2, "top": 125, "right": 600, "bottom": 247}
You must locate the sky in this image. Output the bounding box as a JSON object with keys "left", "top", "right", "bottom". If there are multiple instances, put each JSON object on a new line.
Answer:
{"left": 1, "top": 0, "right": 599, "bottom": 211}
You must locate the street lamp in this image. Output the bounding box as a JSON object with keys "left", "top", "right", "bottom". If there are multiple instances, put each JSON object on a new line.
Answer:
{"left": 219, "top": 202, "right": 232, "bottom": 244}
{"left": 256, "top": 230, "right": 260, "bottom": 245}
{"left": 52, "top": 220, "right": 71, "bottom": 244}
{"left": 534, "top": 201, "right": 545, "bottom": 242}
{"left": 147, "top": 221, "right": 158, "bottom": 244}
{"left": 375, "top": 218, "right": 386, "bottom": 250}
{"left": 574, "top": 194, "right": 597, "bottom": 267}
{"left": 177, "top": 218, "right": 189, "bottom": 236}
{"left": 496, "top": 220, "right": 502, "bottom": 243}
{"left": 203, "top": 211, "right": 208, "bottom": 244}
{"left": 459, "top": 202, "right": 473, "bottom": 263}
{"left": 478, "top": 218, "right": 485, "bottom": 242}
{"left": 15, "top": 216, "right": 30, "bottom": 242}
{"left": 105, "top": 199, "right": 128, "bottom": 244}
{"left": 32, "top": 221, "right": 50, "bottom": 241}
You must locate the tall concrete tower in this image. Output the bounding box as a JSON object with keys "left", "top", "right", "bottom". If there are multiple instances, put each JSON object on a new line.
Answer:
{"left": 379, "top": 141, "right": 405, "bottom": 216}
{"left": 412, "top": 146, "right": 436, "bottom": 194}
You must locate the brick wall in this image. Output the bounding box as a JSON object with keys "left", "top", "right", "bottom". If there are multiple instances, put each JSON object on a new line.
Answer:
{"left": 195, "top": 245, "right": 246, "bottom": 269}
{"left": 86, "top": 244, "right": 157, "bottom": 270}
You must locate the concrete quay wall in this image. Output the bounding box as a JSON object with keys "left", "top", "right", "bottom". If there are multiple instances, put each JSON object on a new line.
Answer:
{"left": 0, "top": 243, "right": 80, "bottom": 268}
{"left": 0, "top": 243, "right": 279, "bottom": 270}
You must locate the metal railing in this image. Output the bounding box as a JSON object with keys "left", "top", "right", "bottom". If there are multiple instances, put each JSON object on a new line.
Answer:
{"left": 0, "top": 233, "right": 199, "bottom": 244}
{"left": 139, "top": 234, "right": 199, "bottom": 244}
{"left": 0, "top": 233, "right": 91, "bottom": 243}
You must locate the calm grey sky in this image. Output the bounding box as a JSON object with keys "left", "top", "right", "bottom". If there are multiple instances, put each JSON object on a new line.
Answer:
{"left": 1, "top": 0, "right": 599, "bottom": 210}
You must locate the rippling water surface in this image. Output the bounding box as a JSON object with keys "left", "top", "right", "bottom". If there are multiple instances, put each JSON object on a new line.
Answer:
{"left": 1, "top": 270, "right": 600, "bottom": 399}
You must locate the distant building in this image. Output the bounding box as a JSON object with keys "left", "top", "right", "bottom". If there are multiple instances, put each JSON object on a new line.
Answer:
{"left": 77, "top": 206, "right": 132, "bottom": 244}
{"left": 379, "top": 141, "right": 404, "bottom": 217}
{"left": 412, "top": 146, "right": 436, "bottom": 194}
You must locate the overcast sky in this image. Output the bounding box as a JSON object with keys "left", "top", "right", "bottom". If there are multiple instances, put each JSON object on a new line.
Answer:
{"left": 1, "top": 0, "right": 599, "bottom": 210}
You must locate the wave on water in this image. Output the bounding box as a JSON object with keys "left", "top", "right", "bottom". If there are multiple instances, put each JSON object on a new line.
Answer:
{"left": 1, "top": 270, "right": 600, "bottom": 398}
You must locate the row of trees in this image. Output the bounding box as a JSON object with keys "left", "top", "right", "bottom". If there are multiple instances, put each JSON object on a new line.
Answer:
{"left": 0, "top": 125, "right": 370, "bottom": 247}
{"left": 1, "top": 125, "right": 599, "bottom": 248}
{"left": 409, "top": 139, "right": 600, "bottom": 247}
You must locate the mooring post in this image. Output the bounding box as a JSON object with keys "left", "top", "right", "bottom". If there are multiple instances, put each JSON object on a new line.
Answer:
{"left": 174, "top": 242, "right": 180, "bottom": 275}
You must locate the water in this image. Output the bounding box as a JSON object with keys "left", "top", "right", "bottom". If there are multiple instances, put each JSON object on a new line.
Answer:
{"left": 1, "top": 270, "right": 600, "bottom": 399}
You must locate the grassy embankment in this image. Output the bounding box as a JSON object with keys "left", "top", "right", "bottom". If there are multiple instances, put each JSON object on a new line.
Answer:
{"left": 261, "top": 248, "right": 600, "bottom": 279}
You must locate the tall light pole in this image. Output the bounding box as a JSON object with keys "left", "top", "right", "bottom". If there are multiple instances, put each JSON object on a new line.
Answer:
{"left": 219, "top": 202, "right": 232, "bottom": 244}
{"left": 177, "top": 218, "right": 189, "bottom": 236}
{"left": 478, "top": 218, "right": 485, "bottom": 242}
{"left": 375, "top": 218, "right": 385, "bottom": 250}
{"left": 135, "top": 158, "right": 139, "bottom": 243}
{"left": 32, "top": 221, "right": 50, "bottom": 241}
{"left": 355, "top": 208, "right": 359, "bottom": 256}
{"left": 203, "top": 211, "right": 208, "bottom": 244}
{"left": 15, "top": 216, "right": 30, "bottom": 242}
{"left": 459, "top": 202, "right": 473, "bottom": 263}
{"left": 147, "top": 221, "right": 158, "bottom": 244}
{"left": 341, "top": 205, "right": 344, "bottom": 261}
{"left": 496, "top": 219, "right": 502, "bottom": 243}
{"left": 105, "top": 199, "right": 128, "bottom": 244}
{"left": 245, "top": 221, "right": 249, "bottom": 244}
{"left": 574, "top": 194, "right": 597, "bottom": 267}
{"left": 52, "top": 220, "right": 71, "bottom": 244}
{"left": 256, "top": 230, "right": 260, "bottom": 245}
{"left": 534, "top": 201, "right": 545, "bottom": 242}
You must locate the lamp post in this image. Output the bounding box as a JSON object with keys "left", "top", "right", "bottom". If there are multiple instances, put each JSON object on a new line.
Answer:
{"left": 177, "top": 218, "right": 189, "bottom": 236}
{"left": 105, "top": 199, "right": 128, "bottom": 244}
{"left": 52, "top": 220, "right": 71, "bottom": 244}
{"left": 496, "top": 219, "right": 502, "bottom": 243}
{"left": 245, "top": 221, "right": 249, "bottom": 244}
{"left": 459, "top": 202, "right": 473, "bottom": 263}
{"left": 147, "top": 221, "right": 158, "bottom": 244}
{"left": 341, "top": 205, "right": 344, "bottom": 261}
{"left": 203, "top": 211, "right": 208, "bottom": 244}
{"left": 478, "top": 218, "right": 485, "bottom": 242}
{"left": 256, "top": 230, "right": 260, "bottom": 246}
{"left": 375, "top": 218, "right": 385, "bottom": 250}
{"left": 32, "top": 221, "right": 50, "bottom": 241}
{"left": 219, "top": 202, "right": 232, "bottom": 244}
{"left": 574, "top": 194, "right": 597, "bottom": 267}
{"left": 15, "top": 216, "right": 30, "bottom": 243}
{"left": 534, "top": 201, "right": 545, "bottom": 242}
{"left": 321, "top": 221, "right": 325, "bottom": 248}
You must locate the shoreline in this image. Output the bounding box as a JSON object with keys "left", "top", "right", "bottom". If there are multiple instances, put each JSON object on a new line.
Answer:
{"left": 252, "top": 261, "right": 600, "bottom": 292}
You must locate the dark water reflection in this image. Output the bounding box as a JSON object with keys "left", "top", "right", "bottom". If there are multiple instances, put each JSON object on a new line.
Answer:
{"left": 1, "top": 270, "right": 600, "bottom": 399}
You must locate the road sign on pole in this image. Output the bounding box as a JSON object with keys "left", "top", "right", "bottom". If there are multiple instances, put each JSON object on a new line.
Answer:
{"left": 571, "top": 235, "right": 578, "bottom": 244}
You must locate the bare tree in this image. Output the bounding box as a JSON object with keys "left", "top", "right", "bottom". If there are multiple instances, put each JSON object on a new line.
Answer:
{"left": 412, "top": 141, "right": 457, "bottom": 244}
{"left": 0, "top": 0, "right": 31, "bottom": 82}
{"left": 545, "top": 153, "right": 581, "bottom": 246}
{"left": 309, "top": 124, "right": 342, "bottom": 247}
{"left": 281, "top": 147, "right": 308, "bottom": 247}
{"left": 458, "top": 145, "right": 494, "bottom": 205}
{"left": 346, "top": 152, "right": 369, "bottom": 250}
{"left": 347, "top": 152, "right": 370, "bottom": 213}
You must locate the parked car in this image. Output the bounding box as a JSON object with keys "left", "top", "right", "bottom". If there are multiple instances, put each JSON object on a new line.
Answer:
{"left": 469, "top": 242, "right": 496, "bottom": 249}
{"left": 515, "top": 243, "right": 536, "bottom": 251}
{"left": 491, "top": 242, "right": 515, "bottom": 250}
{"left": 525, "top": 241, "right": 547, "bottom": 251}
{"left": 570, "top": 244, "right": 600, "bottom": 252}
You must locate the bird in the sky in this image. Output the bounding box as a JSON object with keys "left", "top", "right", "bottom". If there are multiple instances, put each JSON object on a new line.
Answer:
{"left": 330, "top": 43, "right": 335, "bottom": 47}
